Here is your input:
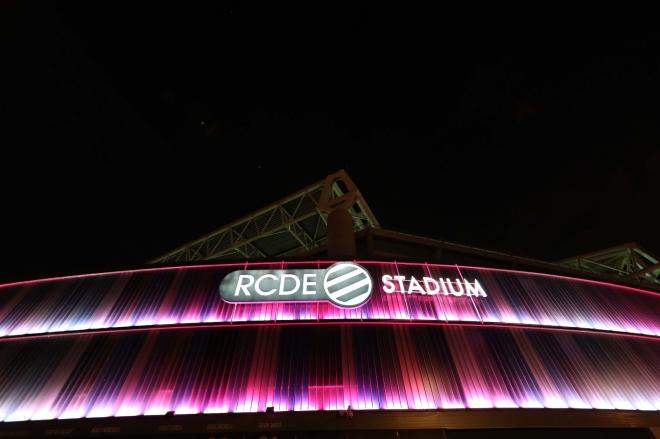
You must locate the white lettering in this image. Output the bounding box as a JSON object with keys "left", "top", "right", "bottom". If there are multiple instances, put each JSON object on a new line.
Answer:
{"left": 439, "top": 278, "right": 449, "bottom": 295}
{"left": 422, "top": 277, "right": 439, "bottom": 295}
{"left": 255, "top": 274, "right": 277, "bottom": 296}
{"left": 225, "top": 268, "right": 487, "bottom": 305}
{"left": 235, "top": 275, "right": 254, "bottom": 296}
{"left": 447, "top": 279, "right": 465, "bottom": 296}
{"left": 408, "top": 277, "right": 425, "bottom": 294}
{"left": 279, "top": 274, "right": 300, "bottom": 295}
{"left": 393, "top": 275, "right": 406, "bottom": 293}
{"left": 302, "top": 273, "right": 317, "bottom": 295}
{"left": 465, "top": 279, "right": 487, "bottom": 297}
{"left": 382, "top": 274, "right": 395, "bottom": 293}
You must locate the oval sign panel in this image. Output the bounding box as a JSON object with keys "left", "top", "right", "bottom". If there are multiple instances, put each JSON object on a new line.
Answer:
{"left": 219, "top": 262, "right": 374, "bottom": 309}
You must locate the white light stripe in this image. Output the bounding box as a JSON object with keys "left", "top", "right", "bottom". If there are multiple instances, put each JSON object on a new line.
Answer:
{"left": 325, "top": 267, "right": 362, "bottom": 288}
{"left": 328, "top": 277, "right": 371, "bottom": 299}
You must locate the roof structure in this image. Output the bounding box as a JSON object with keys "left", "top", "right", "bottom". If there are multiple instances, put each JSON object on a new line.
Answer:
{"left": 151, "top": 171, "right": 660, "bottom": 291}
{"left": 151, "top": 170, "right": 379, "bottom": 263}
{"left": 558, "top": 242, "right": 660, "bottom": 288}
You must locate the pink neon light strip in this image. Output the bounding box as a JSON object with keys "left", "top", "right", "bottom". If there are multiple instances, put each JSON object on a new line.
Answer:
{"left": 0, "top": 320, "right": 657, "bottom": 344}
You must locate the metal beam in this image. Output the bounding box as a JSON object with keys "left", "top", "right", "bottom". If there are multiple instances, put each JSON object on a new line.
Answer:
{"left": 151, "top": 170, "right": 379, "bottom": 263}
{"left": 559, "top": 243, "right": 660, "bottom": 288}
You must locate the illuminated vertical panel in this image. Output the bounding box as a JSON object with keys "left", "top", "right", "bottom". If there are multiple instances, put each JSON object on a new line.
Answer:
{"left": 0, "top": 263, "right": 658, "bottom": 339}
{"left": 443, "top": 328, "right": 494, "bottom": 408}
{"left": 0, "top": 325, "right": 659, "bottom": 423}
{"left": 0, "top": 338, "right": 86, "bottom": 422}
{"left": 339, "top": 326, "right": 357, "bottom": 412}
{"left": 87, "top": 275, "right": 133, "bottom": 329}
{"left": 425, "top": 265, "right": 481, "bottom": 322}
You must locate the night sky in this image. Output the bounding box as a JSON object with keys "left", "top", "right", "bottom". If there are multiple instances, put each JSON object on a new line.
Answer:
{"left": 2, "top": 3, "right": 659, "bottom": 283}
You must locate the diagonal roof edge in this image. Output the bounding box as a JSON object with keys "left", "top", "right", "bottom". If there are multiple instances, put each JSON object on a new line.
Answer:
{"left": 150, "top": 170, "right": 379, "bottom": 263}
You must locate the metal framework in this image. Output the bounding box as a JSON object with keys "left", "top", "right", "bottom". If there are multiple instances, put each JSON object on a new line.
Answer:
{"left": 559, "top": 242, "right": 660, "bottom": 288}
{"left": 151, "top": 170, "right": 659, "bottom": 292}
{"left": 151, "top": 170, "right": 379, "bottom": 263}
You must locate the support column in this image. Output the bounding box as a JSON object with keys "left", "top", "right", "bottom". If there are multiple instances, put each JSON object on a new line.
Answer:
{"left": 327, "top": 208, "right": 356, "bottom": 259}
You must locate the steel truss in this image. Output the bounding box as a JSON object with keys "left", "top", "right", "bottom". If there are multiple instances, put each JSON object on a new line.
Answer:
{"left": 151, "top": 170, "right": 379, "bottom": 263}
{"left": 559, "top": 242, "right": 660, "bottom": 287}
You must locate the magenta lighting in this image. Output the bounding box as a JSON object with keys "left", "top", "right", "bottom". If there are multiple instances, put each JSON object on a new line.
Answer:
{"left": 0, "top": 262, "right": 657, "bottom": 338}
{"left": 0, "top": 261, "right": 658, "bottom": 422}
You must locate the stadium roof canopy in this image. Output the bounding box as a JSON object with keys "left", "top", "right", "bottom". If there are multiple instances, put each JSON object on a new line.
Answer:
{"left": 558, "top": 243, "right": 660, "bottom": 288}
{"left": 152, "top": 171, "right": 660, "bottom": 291}
{"left": 151, "top": 170, "right": 379, "bottom": 263}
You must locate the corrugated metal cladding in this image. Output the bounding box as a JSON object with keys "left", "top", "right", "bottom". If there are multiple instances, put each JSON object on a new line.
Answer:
{"left": 0, "top": 261, "right": 658, "bottom": 422}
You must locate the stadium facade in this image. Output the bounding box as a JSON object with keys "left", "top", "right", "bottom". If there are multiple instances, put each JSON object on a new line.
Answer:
{"left": 0, "top": 171, "right": 658, "bottom": 438}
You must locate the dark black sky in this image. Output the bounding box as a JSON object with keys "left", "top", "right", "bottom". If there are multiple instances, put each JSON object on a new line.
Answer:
{"left": 2, "top": 3, "right": 660, "bottom": 283}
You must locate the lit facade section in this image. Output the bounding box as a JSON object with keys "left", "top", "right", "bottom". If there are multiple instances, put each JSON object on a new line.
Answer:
{"left": 0, "top": 261, "right": 658, "bottom": 422}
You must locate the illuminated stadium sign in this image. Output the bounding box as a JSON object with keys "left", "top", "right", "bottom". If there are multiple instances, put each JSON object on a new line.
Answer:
{"left": 0, "top": 260, "right": 659, "bottom": 426}
{"left": 382, "top": 274, "right": 487, "bottom": 297}
{"left": 220, "top": 262, "right": 374, "bottom": 308}
{"left": 1, "top": 260, "right": 658, "bottom": 339}
{"left": 220, "top": 262, "right": 487, "bottom": 308}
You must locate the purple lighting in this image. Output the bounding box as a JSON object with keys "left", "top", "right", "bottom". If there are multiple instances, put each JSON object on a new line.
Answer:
{"left": 0, "top": 261, "right": 658, "bottom": 423}
{"left": 0, "top": 262, "right": 657, "bottom": 340}
{"left": 1, "top": 325, "right": 654, "bottom": 422}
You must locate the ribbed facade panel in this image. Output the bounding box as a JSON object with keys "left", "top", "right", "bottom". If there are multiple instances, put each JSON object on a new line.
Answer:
{"left": 0, "top": 261, "right": 658, "bottom": 423}
{"left": 0, "top": 262, "right": 657, "bottom": 338}
{"left": 0, "top": 325, "right": 658, "bottom": 422}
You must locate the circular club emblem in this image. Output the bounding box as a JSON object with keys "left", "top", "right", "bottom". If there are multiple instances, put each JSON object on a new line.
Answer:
{"left": 323, "top": 262, "right": 373, "bottom": 308}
